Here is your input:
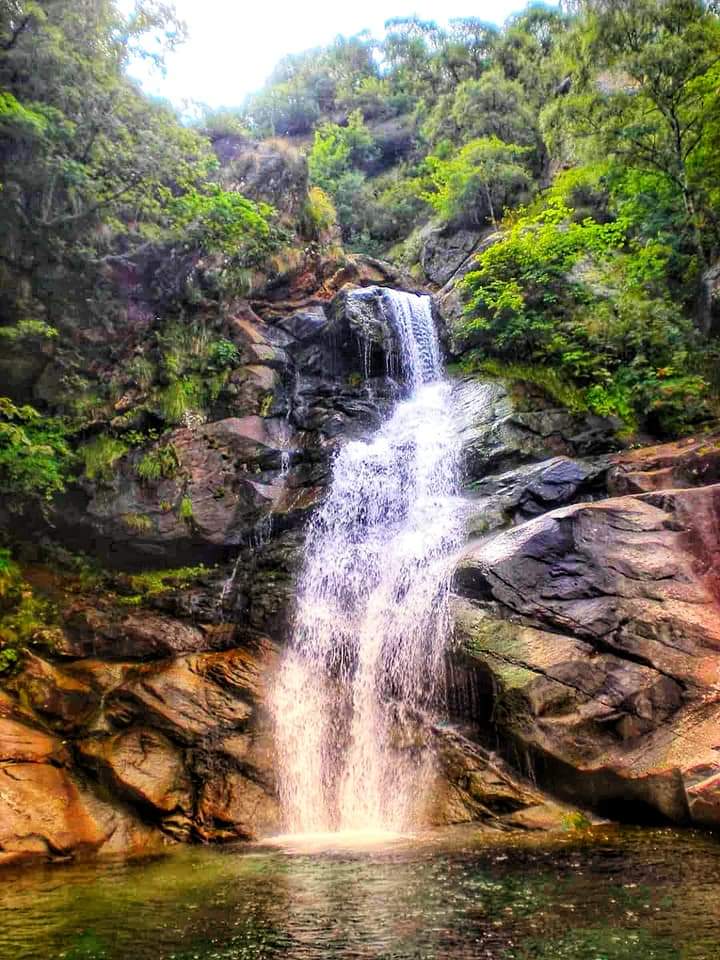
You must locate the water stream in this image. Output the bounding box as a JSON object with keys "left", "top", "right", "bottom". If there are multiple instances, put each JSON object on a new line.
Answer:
{"left": 271, "top": 289, "right": 466, "bottom": 834}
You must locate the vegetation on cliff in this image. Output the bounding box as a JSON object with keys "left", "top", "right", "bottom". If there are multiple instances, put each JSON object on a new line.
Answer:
{"left": 233, "top": 0, "right": 720, "bottom": 436}
{"left": 1, "top": 0, "right": 720, "bottom": 528}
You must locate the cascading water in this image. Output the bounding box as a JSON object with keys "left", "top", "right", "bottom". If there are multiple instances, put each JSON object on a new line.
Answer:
{"left": 271, "top": 289, "right": 465, "bottom": 835}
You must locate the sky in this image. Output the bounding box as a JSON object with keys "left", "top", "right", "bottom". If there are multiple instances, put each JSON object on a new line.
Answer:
{"left": 129, "top": 0, "right": 532, "bottom": 110}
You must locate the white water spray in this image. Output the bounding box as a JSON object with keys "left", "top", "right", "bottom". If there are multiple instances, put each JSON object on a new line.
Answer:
{"left": 271, "top": 290, "right": 465, "bottom": 834}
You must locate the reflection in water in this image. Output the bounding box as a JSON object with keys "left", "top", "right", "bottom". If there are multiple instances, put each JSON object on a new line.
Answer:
{"left": 1, "top": 827, "right": 720, "bottom": 959}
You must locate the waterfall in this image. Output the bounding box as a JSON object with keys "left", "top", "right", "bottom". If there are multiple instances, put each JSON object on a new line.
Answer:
{"left": 271, "top": 289, "right": 465, "bottom": 834}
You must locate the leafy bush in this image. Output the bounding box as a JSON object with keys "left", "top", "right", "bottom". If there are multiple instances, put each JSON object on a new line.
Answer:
{"left": 459, "top": 194, "right": 712, "bottom": 436}
{"left": 0, "top": 319, "right": 58, "bottom": 344}
{"left": 136, "top": 444, "right": 180, "bottom": 482}
{"left": 302, "top": 186, "right": 338, "bottom": 241}
{"left": 178, "top": 496, "right": 194, "bottom": 525}
{"left": 121, "top": 513, "right": 154, "bottom": 534}
{"left": 157, "top": 378, "right": 204, "bottom": 425}
{"left": 117, "top": 564, "right": 211, "bottom": 605}
{"left": 0, "top": 398, "right": 73, "bottom": 502}
{"left": 80, "top": 435, "right": 128, "bottom": 482}
{"left": 167, "top": 185, "right": 283, "bottom": 264}
{"left": 424, "top": 137, "right": 532, "bottom": 227}
{"left": 207, "top": 339, "right": 240, "bottom": 370}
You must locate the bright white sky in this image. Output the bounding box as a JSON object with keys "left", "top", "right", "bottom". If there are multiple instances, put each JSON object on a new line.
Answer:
{"left": 130, "top": 0, "right": 534, "bottom": 110}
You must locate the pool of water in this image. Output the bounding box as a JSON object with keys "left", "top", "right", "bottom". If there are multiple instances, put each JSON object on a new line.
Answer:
{"left": 1, "top": 825, "right": 720, "bottom": 960}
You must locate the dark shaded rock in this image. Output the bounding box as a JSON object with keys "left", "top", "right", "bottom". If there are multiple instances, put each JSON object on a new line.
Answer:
{"left": 466, "top": 455, "right": 610, "bottom": 536}
{"left": 454, "top": 378, "right": 619, "bottom": 481}
{"left": 429, "top": 725, "right": 571, "bottom": 829}
{"left": 59, "top": 604, "right": 234, "bottom": 660}
{"left": 276, "top": 305, "right": 329, "bottom": 341}
{"left": 421, "top": 225, "right": 489, "bottom": 287}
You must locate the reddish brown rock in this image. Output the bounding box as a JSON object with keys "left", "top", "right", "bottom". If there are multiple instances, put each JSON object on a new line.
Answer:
{"left": 0, "top": 762, "right": 164, "bottom": 868}
{"left": 78, "top": 727, "right": 192, "bottom": 820}
{"left": 106, "top": 643, "right": 274, "bottom": 744}
{"left": 196, "top": 769, "right": 280, "bottom": 840}
{"left": 6, "top": 653, "right": 98, "bottom": 733}
{"left": 0, "top": 716, "right": 66, "bottom": 764}
{"left": 609, "top": 432, "right": 720, "bottom": 495}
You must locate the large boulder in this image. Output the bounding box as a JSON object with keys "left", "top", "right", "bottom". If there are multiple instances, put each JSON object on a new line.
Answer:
{"left": 452, "top": 485, "right": 720, "bottom": 826}
{"left": 466, "top": 455, "right": 610, "bottom": 537}
{"left": 0, "top": 702, "right": 165, "bottom": 868}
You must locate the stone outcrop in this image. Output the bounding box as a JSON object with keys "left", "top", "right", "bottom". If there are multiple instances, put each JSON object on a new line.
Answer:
{"left": 454, "top": 378, "right": 619, "bottom": 480}
{"left": 0, "top": 635, "right": 280, "bottom": 866}
{"left": 452, "top": 484, "right": 720, "bottom": 827}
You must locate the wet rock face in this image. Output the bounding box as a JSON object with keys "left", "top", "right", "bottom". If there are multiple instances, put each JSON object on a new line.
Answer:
{"left": 54, "top": 283, "right": 410, "bottom": 569}
{"left": 0, "top": 639, "right": 280, "bottom": 866}
{"left": 452, "top": 485, "right": 720, "bottom": 827}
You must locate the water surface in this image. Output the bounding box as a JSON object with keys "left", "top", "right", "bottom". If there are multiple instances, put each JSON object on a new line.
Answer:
{"left": 2, "top": 825, "right": 720, "bottom": 959}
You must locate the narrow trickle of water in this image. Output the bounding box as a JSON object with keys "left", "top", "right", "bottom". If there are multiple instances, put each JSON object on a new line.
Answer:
{"left": 271, "top": 289, "right": 465, "bottom": 834}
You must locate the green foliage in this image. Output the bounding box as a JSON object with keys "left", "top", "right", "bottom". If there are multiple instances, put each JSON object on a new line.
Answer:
{"left": 157, "top": 378, "right": 202, "bottom": 425}
{"left": 0, "top": 0, "right": 280, "bottom": 343}
{"left": 0, "top": 548, "right": 19, "bottom": 599}
{"left": 127, "top": 356, "right": 156, "bottom": 391}
{"left": 121, "top": 513, "right": 153, "bottom": 534}
{"left": 79, "top": 435, "right": 128, "bottom": 482}
{"left": 543, "top": 0, "right": 720, "bottom": 268}
{"left": 0, "top": 319, "right": 58, "bottom": 344}
{"left": 460, "top": 357, "right": 590, "bottom": 414}
{"left": 207, "top": 339, "right": 240, "bottom": 370}
{"left": 302, "top": 186, "right": 338, "bottom": 241}
{"left": 149, "top": 323, "right": 240, "bottom": 424}
{"left": 459, "top": 188, "right": 712, "bottom": 436}
{"left": 166, "top": 184, "right": 281, "bottom": 263}
{"left": 119, "top": 564, "right": 210, "bottom": 604}
{"left": 560, "top": 810, "right": 592, "bottom": 831}
{"left": 178, "top": 496, "right": 194, "bottom": 524}
{"left": 308, "top": 111, "right": 378, "bottom": 243}
{"left": 136, "top": 444, "right": 180, "bottom": 482}
{"left": 425, "top": 138, "right": 532, "bottom": 228}
{"left": 0, "top": 550, "right": 56, "bottom": 668}
{"left": 0, "top": 647, "right": 19, "bottom": 675}
{"left": 0, "top": 398, "right": 73, "bottom": 502}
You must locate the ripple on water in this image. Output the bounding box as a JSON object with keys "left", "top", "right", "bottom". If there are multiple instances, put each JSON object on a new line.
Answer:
{"left": 1, "top": 826, "right": 720, "bottom": 960}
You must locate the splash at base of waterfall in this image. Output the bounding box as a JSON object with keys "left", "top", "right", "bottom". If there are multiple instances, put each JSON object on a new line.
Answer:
{"left": 263, "top": 829, "right": 408, "bottom": 854}
{"left": 270, "top": 290, "right": 465, "bottom": 835}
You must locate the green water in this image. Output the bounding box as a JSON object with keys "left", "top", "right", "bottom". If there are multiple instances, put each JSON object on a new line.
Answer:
{"left": 1, "top": 826, "right": 720, "bottom": 960}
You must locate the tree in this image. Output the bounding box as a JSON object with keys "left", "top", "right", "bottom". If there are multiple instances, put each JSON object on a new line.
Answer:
{"left": 425, "top": 137, "right": 532, "bottom": 227}
{"left": 549, "top": 0, "right": 720, "bottom": 271}
{"left": 0, "top": 0, "right": 279, "bottom": 327}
